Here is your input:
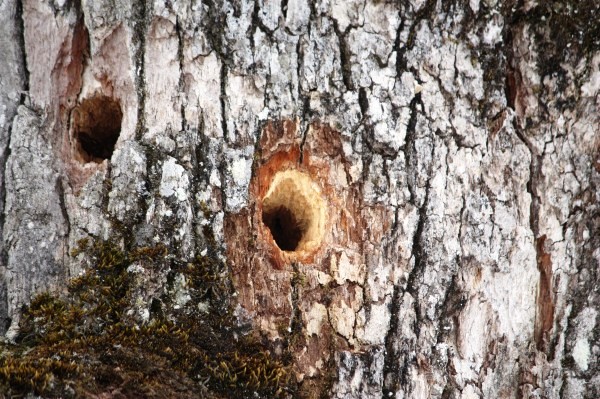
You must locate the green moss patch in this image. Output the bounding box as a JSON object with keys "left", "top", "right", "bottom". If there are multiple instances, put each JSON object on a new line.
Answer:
{"left": 0, "top": 240, "right": 292, "bottom": 398}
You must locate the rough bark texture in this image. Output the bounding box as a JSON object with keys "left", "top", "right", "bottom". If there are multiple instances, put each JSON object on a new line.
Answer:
{"left": 0, "top": 0, "right": 598, "bottom": 398}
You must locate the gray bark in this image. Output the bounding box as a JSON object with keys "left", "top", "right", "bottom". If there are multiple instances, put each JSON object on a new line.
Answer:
{"left": 0, "top": 0, "right": 599, "bottom": 397}
{"left": 0, "top": 0, "right": 26, "bottom": 334}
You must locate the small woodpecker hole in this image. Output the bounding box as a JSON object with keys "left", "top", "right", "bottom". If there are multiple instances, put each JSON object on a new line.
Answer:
{"left": 72, "top": 95, "right": 122, "bottom": 163}
{"left": 261, "top": 170, "right": 327, "bottom": 254}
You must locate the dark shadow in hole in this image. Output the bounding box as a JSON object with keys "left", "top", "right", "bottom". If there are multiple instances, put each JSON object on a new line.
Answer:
{"left": 262, "top": 206, "right": 304, "bottom": 251}
{"left": 72, "top": 96, "right": 122, "bottom": 163}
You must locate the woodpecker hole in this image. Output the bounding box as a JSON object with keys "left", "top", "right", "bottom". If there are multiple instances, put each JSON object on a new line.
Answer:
{"left": 72, "top": 95, "right": 122, "bottom": 163}
{"left": 261, "top": 170, "right": 327, "bottom": 254}
{"left": 263, "top": 206, "right": 304, "bottom": 251}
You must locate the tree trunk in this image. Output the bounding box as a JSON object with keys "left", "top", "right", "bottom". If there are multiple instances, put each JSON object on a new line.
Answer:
{"left": 0, "top": 0, "right": 598, "bottom": 397}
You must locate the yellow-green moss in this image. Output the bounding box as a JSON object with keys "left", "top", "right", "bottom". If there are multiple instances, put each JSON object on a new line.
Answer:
{"left": 0, "top": 239, "right": 292, "bottom": 398}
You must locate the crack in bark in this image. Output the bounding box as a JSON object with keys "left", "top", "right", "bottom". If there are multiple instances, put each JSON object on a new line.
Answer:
{"left": 202, "top": 0, "right": 228, "bottom": 58}
{"left": 0, "top": 0, "right": 30, "bottom": 334}
{"left": 16, "top": 0, "right": 29, "bottom": 96}
{"left": 534, "top": 235, "right": 554, "bottom": 351}
{"left": 298, "top": 119, "right": 309, "bottom": 165}
{"left": 297, "top": 24, "right": 311, "bottom": 165}
{"left": 395, "top": 0, "right": 437, "bottom": 74}
{"left": 289, "top": 261, "right": 303, "bottom": 341}
{"left": 393, "top": 9, "right": 406, "bottom": 75}
{"left": 55, "top": 176, "right": 71, "bottom": 262}
{"left": 382, "top": 89, "right": 431, "bottom": 397}
{"left": 331, "top": 18, "right": 354, "bottom": 92}
{"left": 133, "top": 0, "right": 148, "bottom": 141}
{"left": 358, "top": 87, "right": 369, "bottom": 122}
{"left": 356, "top": 84, "right": 386, "bottom": 156}
{"left": 251, "top": 0, "right": 276, "bottom": 37}
{"left": 405, "top": 157, "right": 432, "bottom": 313}
{"left": 403, "top": 93, "right": 422, "bottom": 205}
{"left": 525, "top": 146, "right": 556, "bottom": 353}
{"left": 504, "top": 28, "right": 565, "bottom": 389}
{"left": 382, "top": 283, "right": 403, "bottom": 397}
{"left": 219, "top": 63, "right": 229, "bottom": 142}
{"left": 506, "top": 47, "right": 553, "bottom": 353}
{"left": 1, "top": 0, "right": 28, "bottom": 239}
{"left": 382, "top": 169, "right": 433, "bottom": 396}
{"left": 175, "top": 16, "right": 186, "bottom": 133}
{"left": 296, "top": 2, "right": 313, "bottom": 139}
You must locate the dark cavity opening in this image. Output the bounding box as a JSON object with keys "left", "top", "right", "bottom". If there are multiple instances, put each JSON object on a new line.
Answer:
{"left": 72, "top": 95, "right": 122, "bottom": 163}
{"left": 262, "top": 205, "right": 304, "bottom": 251}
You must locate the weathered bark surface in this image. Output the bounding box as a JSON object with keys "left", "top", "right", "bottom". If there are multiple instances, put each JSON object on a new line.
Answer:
{"left": 0, "top": 0, "right": 598, "bottom": 397}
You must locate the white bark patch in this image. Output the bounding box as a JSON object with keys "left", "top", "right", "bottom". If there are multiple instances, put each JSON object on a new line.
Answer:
{"left": 108, "top": 142, "right": 147, "bottom": 222}
{"left": 183, "top": 52, "right": 223, "bottom": 137}
{"left": 331, "top": 0, "right": 363, "bottom": 32}
{"left": 580, "top": 53, "right": 600, "bottom": 97}
{"left": 285, "top": 0, "right": 311, "bottom": 34}
{"left": 159, "top": 157, "right": 189, "bottom": 202}
{"left": 483, "top": 14, "right": 504, "bottom": 45}
{"left": 482, "top": 269, "right": 537, "bottom": 343}
{"left": 330, "top": 300, "right": 356, "bottom": 341}
{"left": 306, "top": 303, "right": 328, "bottom": 336}
{"left": 329, "top": 162, "right": 349, "bottom": 188}
{"left": 23, "top": 1, "right": 78, "bottom": 108}
{"left": 461, "top": 384, "right": 481, "bottom": 399}
{"left": 469, "top": 0, "right": 480, "bottom": 13}
{"left": 364, "top": 247, "right": 395, "bottom": 302}
{"left": 564, "top": 377, "right": 586, "bottom": 398}
{"left": 571, "top": 307, "right": 598, "bottom": 371}
{"left": 332, "top": 252, "right": 364, "bottom": 284}
{"left": 257, "top": 0, "right": 281, "bottom": 31}
{"left": 573, "top": 338, "right": 590, "bottom": 371}
{"left": 410, "top": 367, "right": 431, "bottom": 398}
{"left": 144, "top": 17, "right": 182, "bottom": 136}
{"left": 310, "top": 269, "right": 333, "bottom": 285}
{"left": 230, "top": 158, "right": 252, "bottom": 188}
{"left": 224, "top": 147, "right": 254, "bottom": 212}
{"left": 225, "top": 74, "right": 264, "bottom": 142}
{"left": 171, "top": 274, "right": 191, "bottom": 310}
{"left": 358, "top": 301, "right": 390, "bottom": 345}
{"left": 458, "top": 298, "right": 491, "bottom": 368}
{"left": 455, "top": 43, "right": 484, "bottom": 100}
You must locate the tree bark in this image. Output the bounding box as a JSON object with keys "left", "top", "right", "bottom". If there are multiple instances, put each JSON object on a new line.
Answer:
{"left": 0, "top": 0, "right": 598, "bottom": 397}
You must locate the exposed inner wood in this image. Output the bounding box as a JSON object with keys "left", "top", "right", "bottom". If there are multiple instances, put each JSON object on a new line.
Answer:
{"left": 261, "top": 169, "right": 327, "bottom": 254}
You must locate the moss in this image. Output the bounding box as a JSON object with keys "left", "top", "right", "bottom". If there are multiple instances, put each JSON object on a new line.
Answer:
{"left": 69, "top": 237, "right": 90, "bottom": 257}
{"left": 0, "top": 239, "right": 293, "bottom": 398}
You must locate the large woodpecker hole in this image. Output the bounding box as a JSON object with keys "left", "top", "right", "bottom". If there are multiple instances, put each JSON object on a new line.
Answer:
{"left": 263, "top": 206, "right": 304, "bottom": 251}
{"left": 261, "top": 170, "right": 327, "bottom": 254}
{"left": 72, "top": 95, "right": 122, "bottom": 163}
